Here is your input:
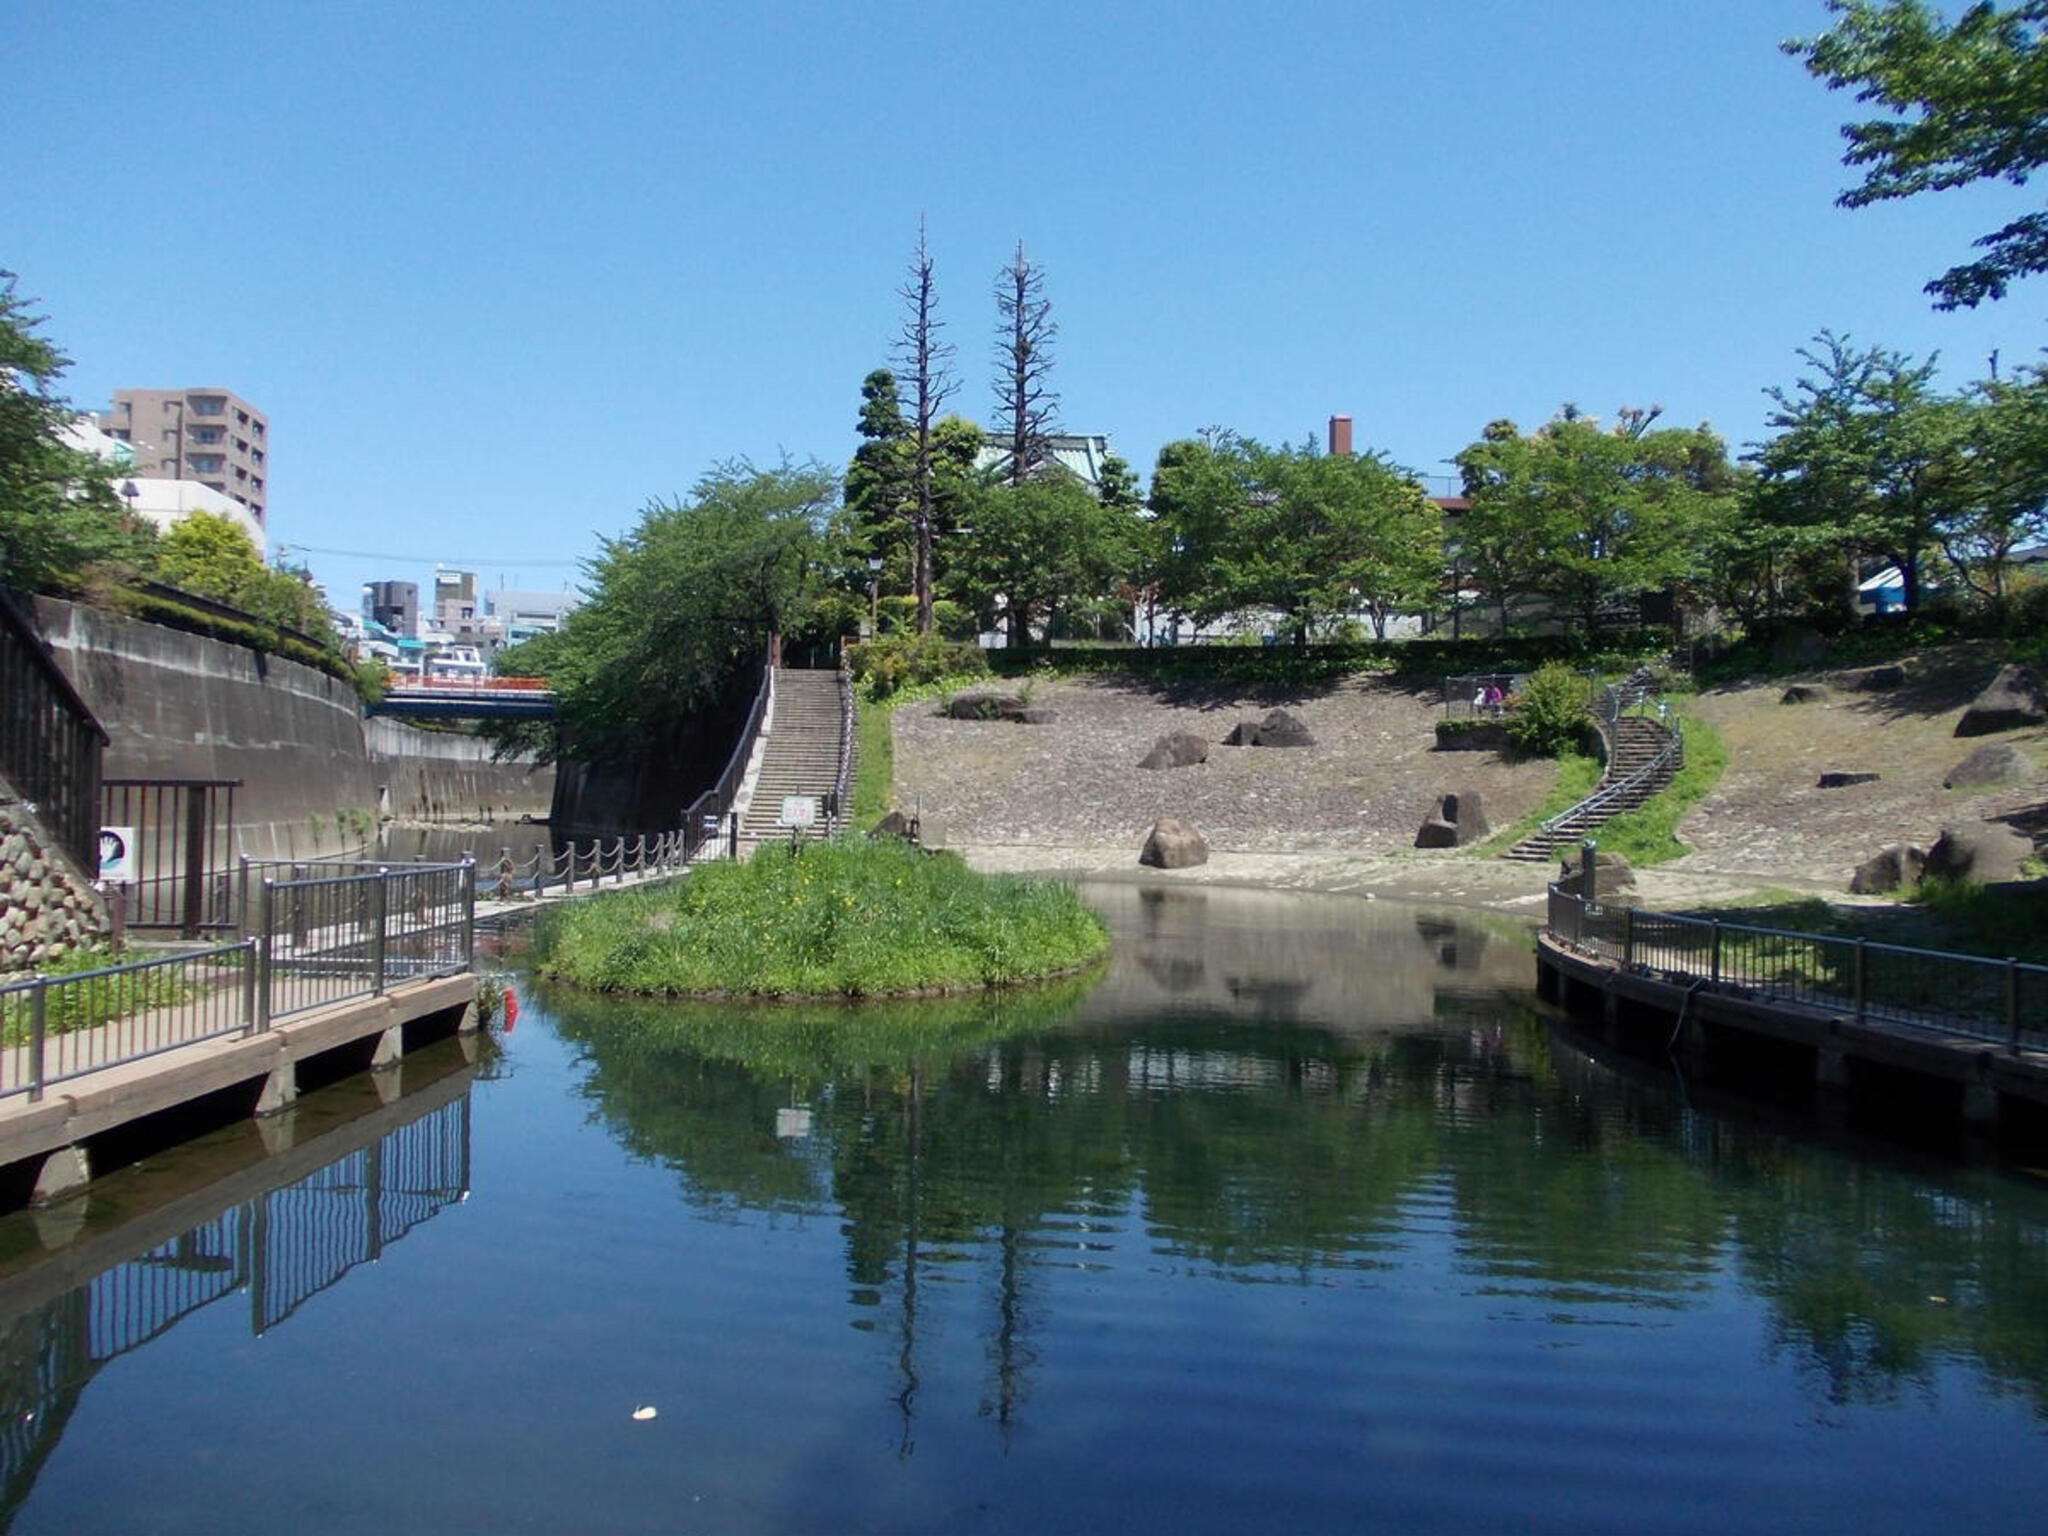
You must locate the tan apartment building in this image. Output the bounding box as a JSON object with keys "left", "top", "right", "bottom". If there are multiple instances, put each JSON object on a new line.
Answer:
{"left": 97, "top": 388, "right": 268, "bottom": 532}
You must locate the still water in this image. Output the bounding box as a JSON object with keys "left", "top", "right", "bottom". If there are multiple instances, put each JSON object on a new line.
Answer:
{"left": 1, "top": 884, "right": 2044, "bottom": 1535}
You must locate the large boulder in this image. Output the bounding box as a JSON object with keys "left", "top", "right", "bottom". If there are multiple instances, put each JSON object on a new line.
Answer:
{"left": 1139, "top": 818, "right": 1209, "bottom": 869}
{"left": 1955, "top": 664, "right": 2046, "bottom": 737}
{"left": 943, "top": 692, "right": 1053, "bottom": 724}
{"left": 1139, "top": 732, "right": 1210, "bottom": 770}
{"left": 1944, "top": 742, "right": 2027, "bottom": 789}
{"left": 1414, "top": 789, "right": 1489, "bottom": 849}
{"left": 869, "top": 809, "right": 920, "bottom": 844}
{"left": 1924, "top": 823, "right": 2035, "bottom": 885}
{"left": 1221, "top": 709, "right": 1315, "bottom": 747}
{"left": 1849, "top": 844, "right": 1925, "bottom": 895}
{"left": 1253, "top": 709, "right": 1315, "bottom": 747}
{"left": 1556, "top": 848, "right": 1636, "bottom": 900}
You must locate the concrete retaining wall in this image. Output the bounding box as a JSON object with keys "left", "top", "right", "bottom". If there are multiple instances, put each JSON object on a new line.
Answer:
{"left": 364, "top": 718, "right": 554, "bottom": 823}
{"left": 33, "top": 597, "right": 376, "bottom": 862}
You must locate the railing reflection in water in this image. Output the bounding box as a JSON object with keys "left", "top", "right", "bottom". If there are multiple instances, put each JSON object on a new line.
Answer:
{"left": 0, "top": 1089, "right": 470, "bottom": 1517}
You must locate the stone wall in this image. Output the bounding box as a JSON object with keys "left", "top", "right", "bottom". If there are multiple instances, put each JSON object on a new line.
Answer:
{"left": 0, "top": 794, "right": 109, "bottom": 969}
{"left": 32, "top": 596, "right": 377, "bottom": 861}
{"left": 363, "top": 717, "right": 554, "bottom": 823}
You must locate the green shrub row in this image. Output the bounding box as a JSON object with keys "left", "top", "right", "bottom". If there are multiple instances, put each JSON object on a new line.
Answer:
{"left": 533, "top": 836, "right": 1109, "bottom": 997}
{"left": 847, "top": 633, "right": 992, "bottom": 699}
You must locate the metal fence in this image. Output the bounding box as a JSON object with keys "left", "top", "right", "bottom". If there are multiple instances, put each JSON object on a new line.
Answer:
{"left": 0, "top": 585, "right": 107, "bottom": 875}
{"left": 100, "top": 778, "right": 240, "bottom": 935}
{"left": 1547, "top": 884, "right": 2047, "bottom": 1051}
{"left": 0, "top": 859, "right": 475, "bottom": 1102}
{"left": 475, "top": 832, "right": 693, "bottom": 899}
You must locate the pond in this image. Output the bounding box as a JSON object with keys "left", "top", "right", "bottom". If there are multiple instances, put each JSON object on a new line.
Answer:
{"left": 0, "top": 883, "right": 2044, "bottom": 1535}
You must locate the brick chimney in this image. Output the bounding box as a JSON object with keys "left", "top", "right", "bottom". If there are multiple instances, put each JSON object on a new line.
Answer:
{"left": 1328, "top": 414, "right": 1353, "bottom": 457}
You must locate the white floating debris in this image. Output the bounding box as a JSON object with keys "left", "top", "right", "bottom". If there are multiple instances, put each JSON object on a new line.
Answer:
{"left": 631, "top": 1405, "right": 658, "bottom": 1421}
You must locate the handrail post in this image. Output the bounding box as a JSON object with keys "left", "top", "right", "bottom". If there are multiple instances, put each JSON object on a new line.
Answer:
{"left": 533, "top": 841, "right": 548, "bottom": 898}
{"left": 1854, "top": 938, "right": 1868, "bottom": 1023}
{"left": 27, "top": 977, "right": 46, "bottom": 1104}
{"left": 2009, "top": 958, "right": 2022, "bottom": 1052}
{"left": 256, "top": 879, "right": 274, "bottom": 1033}
{"left": 1621, "top": 905, "right": 1635, "bottom": 971}
{"left": 462, "top": 857, "right": 477, "bottom": 971}
{"left": 370, "top": 872, "right": 388, "bottom": 996}
{"left": 1710, "top": 920, "right": 1722, "bottom": 986}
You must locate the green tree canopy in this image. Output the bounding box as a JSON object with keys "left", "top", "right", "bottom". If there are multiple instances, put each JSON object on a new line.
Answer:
{"left": 946, "top": 474, "right": 1148, "bottom": 643}
{"left": 1149, "top": 434, "right": 1442, "bottom": 643}
{"left": 153, "top": 511, "right": 327, "bottom": 633}
{"left": 0, "top": 272, "right": 148, "bottom": 592}
{"left": 527, "top": 459, "right": 844, "bottom": 767}
{"left": 1747, "top": 333, "right": 1970, "bottom": 615}
{"left": 1789, "top": 1, "right": 2048, "bottom": 308}
{"left": 1452, "top": 409, "right": 1733, "bottom": 634}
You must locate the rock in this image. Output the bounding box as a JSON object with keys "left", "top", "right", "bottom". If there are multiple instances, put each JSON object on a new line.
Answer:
{"left": 1780, "top": 684, "right": 1830, "bottom": 705}
{"left": 1556, "top": 848, "right": 1635, "bottom": 899}
{"left": 1850, "top": 844, "right": 1925, "bottom": 895}
{"left": 1924, "top": 823, "right": 2035, "bottom": 885}
{"left": 1221, "top": 710, "right": 1313, "bottom": 747}
{"left": 1138, "top": 732, "right": 1210, "bottom": 770}
{"left": 1842, "top": 664, "right": 1907, "bottom": 693}
{"left": 1253, "top": 709, "right": 1314, "bottom": 747}
{"left": 1769, "top": 625, "right": 1827, "bottom": 668}
{"left": 945, "top": 692, "right": 1017, "bottom": 721}
{"left": 1817, "top": 771, "right": 1881, "bottom": 788}
{"left": 1955, "top": 664, "right": 2046, "bottom": 737}
{"left": 1139, "top": 818, "right": 1209, "bottom": 869}
{"left": 869, "top": 809, "right": 920, "bottom": 843}
{"left": 1414, "top": 790, "right": 1489, "bottom": 849}
{"left": 1944, "top": 742, "right": 2026, "bottom": 789}
{"left": 1015, "top": 708, "right": 1058, "bottom": 725}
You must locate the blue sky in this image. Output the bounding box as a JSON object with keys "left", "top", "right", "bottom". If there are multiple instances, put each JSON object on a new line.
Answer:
{"left": 11, "top": 1, "right": 2038, "bottom": 609}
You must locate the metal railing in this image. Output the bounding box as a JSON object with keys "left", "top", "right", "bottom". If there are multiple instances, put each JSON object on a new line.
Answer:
{"left": 0, "top": 585, "right": 107, "bottom": 875}
{"left": 1522, "top": 675, "right": 1682, "bottom": 848}
{"left": 476, "top": 831, "right": 693, "bottom": 898}
{"left": 1547, "top": 883, "right": 2047, "bottom": 1051}
{"left": 101, "top": 778, "right": 240, "bottom": 936}
{"left": 682, "top": 647, "right": 775, "bottom": 861}
{"left": 832, "top": 665, "right": 856, "bottom": 833}
{"left": 0, "top": 859, "right": 476, "bottom": 1102}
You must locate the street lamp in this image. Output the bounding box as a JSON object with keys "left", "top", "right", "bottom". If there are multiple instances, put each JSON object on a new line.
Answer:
{"left": 119, "top": 480, "right": 141, "bottom": 533}
{"left": 868, "top": 556, "right": 883, "bottom": 636}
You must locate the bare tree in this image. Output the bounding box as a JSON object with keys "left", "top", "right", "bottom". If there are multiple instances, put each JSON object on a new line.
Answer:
{"left": 993, "top": 241, "right": 1059, "bottom": 488}
{"left": 894, "top": 219, "right": 955, "bottom": 635}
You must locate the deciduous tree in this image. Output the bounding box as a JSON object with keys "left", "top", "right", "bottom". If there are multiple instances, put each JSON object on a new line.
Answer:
{"left": 894, "top": 221, "right": 956, "bottom": 635}
{"left": 1789, "top": 1, "right": 2048, "bottom": 307}
{"left": 991, "top": 242, "right": 1057, "bottom": 487}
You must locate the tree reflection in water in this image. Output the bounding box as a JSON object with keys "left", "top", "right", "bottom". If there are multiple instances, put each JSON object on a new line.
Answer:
{"left": 538, "top": 883, "right": 2048, "bottom": 1443}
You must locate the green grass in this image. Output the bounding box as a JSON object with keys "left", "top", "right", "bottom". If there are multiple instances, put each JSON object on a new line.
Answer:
{"left": 1471, "top": 750, "right": 1601, "bottom": 856}
{"left": 1587, "top": 715, "right": 1730, "bottom": 866}
{"left": 1906, "top": 876, "right": 2048, "bottom": 964}
{"left": 850, "top": 671, "right": 991, "bottom": 830}
{"left": 533, "top": 835, "right": 1110, "bottom": 998}
{"left": 0, "top": 946, "right": 203, "bottom": 1045}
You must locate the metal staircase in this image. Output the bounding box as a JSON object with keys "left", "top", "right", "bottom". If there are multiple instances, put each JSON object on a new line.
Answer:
{"left": 734, "top": 668, "right": 851, "bottom": 849}
{"left": 1502, "top": 670, "right": 1683, "bottom": 864}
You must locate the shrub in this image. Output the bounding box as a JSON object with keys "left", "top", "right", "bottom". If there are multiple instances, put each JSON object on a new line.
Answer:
{"left": 1504, "top": 662, "right": 1594, "bottom": 757}
{"left": 848, "top": 633, "right": 991, "bottom": 699}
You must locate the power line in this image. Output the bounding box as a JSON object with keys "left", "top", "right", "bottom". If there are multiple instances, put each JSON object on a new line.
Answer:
{"left": 290, "top": 543, "right": 582, "bottom": 568}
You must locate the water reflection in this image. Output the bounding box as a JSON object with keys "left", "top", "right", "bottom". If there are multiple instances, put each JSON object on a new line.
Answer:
{"left": 539, "top": 885, "right": 2048, "bottom": 1454}
{"left": 0, "top": 1054, "right": 475, "bottom": 1525}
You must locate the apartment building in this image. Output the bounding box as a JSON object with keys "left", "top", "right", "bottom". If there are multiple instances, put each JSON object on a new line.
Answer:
{"left": 97, "top": 388, "right": 268, "bottom": 531}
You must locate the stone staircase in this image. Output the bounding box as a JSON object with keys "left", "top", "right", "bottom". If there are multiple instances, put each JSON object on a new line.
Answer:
{"left": 735, "top": 669, "right": 849, "bottom": 849}
{"left": 1502, "top": 675, "right": 1682, "bottom": 864}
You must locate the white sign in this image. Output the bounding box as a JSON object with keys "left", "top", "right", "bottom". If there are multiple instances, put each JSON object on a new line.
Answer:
{"left": 99, "top": 826, "right": 136, "bottom": 882}
{"left": 778, "top": 796, "right": 820, "bottom": 829}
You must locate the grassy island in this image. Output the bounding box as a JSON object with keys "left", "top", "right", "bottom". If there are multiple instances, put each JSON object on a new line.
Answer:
{"left": 533, "top": 837, "right": 1109, "bottom": 998}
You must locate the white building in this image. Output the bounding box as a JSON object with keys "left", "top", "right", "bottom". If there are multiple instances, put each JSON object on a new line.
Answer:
{"left": 60, "top": 418, "right": 267, "bottom": 555}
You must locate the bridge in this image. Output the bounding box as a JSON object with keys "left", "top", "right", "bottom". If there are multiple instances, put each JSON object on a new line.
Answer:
{"left": 370, "top": 675, "right": 555, "bottom": 721}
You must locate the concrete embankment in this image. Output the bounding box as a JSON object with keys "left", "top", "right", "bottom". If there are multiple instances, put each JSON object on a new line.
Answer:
{"left": 33, "top": 598, "right": 552, "bottom": 864}
{"left": 364, "top": 717, "right": 553, "bottom": 824}
{"left": 36, "top": 596, "right": 376, "bottom": 861}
